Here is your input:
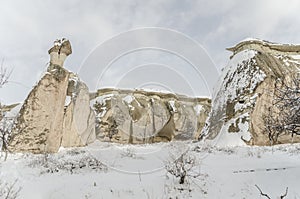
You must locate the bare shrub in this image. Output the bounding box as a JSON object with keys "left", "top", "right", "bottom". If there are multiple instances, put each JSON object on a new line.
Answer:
{"left": 0, "top": 63, "right": 14, "bottom": 160}
{"left": 264, "top": 74, "right": 300, "bottom": 144}
{"left": 28, "top": 151, "right": 107, "bottom": 174}
{"left": 0, "top": 180, "right": 21, "bottom": 199}
{"left": 165, "top": 150, "right": 200, "bottom": 185}
{"left": 0, "top": 61, "right": 11, "bottom": 88}
{"left": 255, "top": 184, "right": 288, "bottom": 199}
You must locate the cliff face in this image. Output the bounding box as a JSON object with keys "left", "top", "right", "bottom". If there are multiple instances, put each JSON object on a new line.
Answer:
{"left": 91, "top": 88, "right": 211, "bottom": 144}
{"left": 205, "top": 39, "right": 300, "bottom": 146}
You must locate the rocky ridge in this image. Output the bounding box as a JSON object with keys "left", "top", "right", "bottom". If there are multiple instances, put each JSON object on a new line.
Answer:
{"left": 3, "top": 38, "right": 300, "bottom": 153}
{"left": 91, "top": 88, "right": 211, "bottom": 143}
{"left": 6, "top": 39, "right": 211, "bottom": 153}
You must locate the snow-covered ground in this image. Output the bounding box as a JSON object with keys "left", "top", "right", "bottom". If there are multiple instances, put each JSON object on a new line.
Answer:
{"left": 1, "top": 140, "right": 300, "bottom": 199}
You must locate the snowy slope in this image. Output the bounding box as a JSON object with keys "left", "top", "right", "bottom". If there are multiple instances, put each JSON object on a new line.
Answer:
{"left": 205, "top": 49, "right": 265, "bottom": 146}
{"left": 1, "top": 141, "right": 300, "bottom": 198}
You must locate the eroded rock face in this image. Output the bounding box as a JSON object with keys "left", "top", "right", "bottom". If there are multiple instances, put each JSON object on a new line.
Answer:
{"left": 8, "top": 39, "right": 96, "bottom": 153}
{"left": 62, "top": 74, "right": 96, "bottom": 147}
{"left": 91, "top": 89, "right": 211, "bottom": 144}
{"left": 9, "top": 65, "right": 70, "bottom": 153}
{"left": 205, "top": 39, "right": 300, "bottom": 146}
{"left": 9, "top": 67, "right": 96, "bottom": 153}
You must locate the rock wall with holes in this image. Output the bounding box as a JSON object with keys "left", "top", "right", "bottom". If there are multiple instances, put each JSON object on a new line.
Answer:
{"left": 205, "top": 39, "right": 300, "bottom": 146}
{"left": 90, "top": 88, "right": 211, "bottom": 144}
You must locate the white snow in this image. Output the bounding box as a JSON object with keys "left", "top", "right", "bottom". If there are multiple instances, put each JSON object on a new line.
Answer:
{"left": 213, "top": 49, "right": 258, "bottom": 104}
{"left": 168, "top": 100, "right": 176, "bottom": 112}
{"left": 65, "top": 96, "right": 71, "bottom": 106}
{"left": 1, "top": 141, "right": 300, "bottom": 198}
{"left": 240, "top": 37, "right": 264, "bottom": 42}
{"left": 3, "top": 103, "right": 22, "bottom": 118}
{"left": 215, "top": 113, "right": 251, "bottom": 147}
{"left": 193, "top": 104, "right": 203, "bottom": 115}
{"left": 122, "top": 95, "right": 134, "bottom": 104}
{"left": 290, "top": 54, "right": 300, "bottom": 60}
{"left": 98, "top": 106, "right": 107, "bottom": 118}
{"left": 207, "top": 49, "right": 266, "bottom": 147}
{"left": 138, "top": 88, "right": 173, "bottom": 94}
{"left": 91, "top": 94, "right": 114, "bottom": 107}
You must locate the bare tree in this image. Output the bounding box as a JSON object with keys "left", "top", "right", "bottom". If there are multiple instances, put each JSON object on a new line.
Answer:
{"left": 264, "top": 74, "right": 300, "bottom": 144}
{"left": 0, "top": 60, "right": 11, "bottom": 88}
{"left": 0, "top": 180, "right": 21, "bottom": 199}
{"left": 0, "top": 63, "right": 14, "bottom": 160}
{"left": 0, "top": 113, "right": 16, "bottom": 160}
{"left": 255, "top": 184, "right": 288, "bottom": 199}
{"left": 165, "top": 151, "right": 199, "bottom": 184}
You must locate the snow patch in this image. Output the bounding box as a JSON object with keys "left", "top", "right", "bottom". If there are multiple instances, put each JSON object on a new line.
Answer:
{"left": 216, "top": 113, "right": 251, "bottom": 147}
{"left": 193, "top": 104, "right": 203, "bottom": 115}
{"left": 122, "top": 95, "right": 134, "bottom": 104}
{"left": 168, "top": 100, "right": 176, "bottom": 112}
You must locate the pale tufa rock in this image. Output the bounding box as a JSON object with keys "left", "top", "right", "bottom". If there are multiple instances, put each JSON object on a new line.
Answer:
{"left": 205, "top": 39, "right": 300, "bottom": 146}
{"left": 61, "top": 74, "right": 96, "bottom": 147}
{"left": 91, "top": 88, "right": 211, "bottom": 144}
{"left": 9, "top": 39, "right": 95, "bottom": 153}
{"left": 9, "top": 65, "right": 70, "bottom": 153}
{"left": 48, "top": 38, "right": 72, "bottom": 68}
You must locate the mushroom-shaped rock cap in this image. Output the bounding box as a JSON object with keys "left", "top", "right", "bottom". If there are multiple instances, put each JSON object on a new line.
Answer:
{"left": 48, "top": 38, "right": 72, "bottom": 56}
{"left": 227, "top": 38, "right": 300, "bottom": 55}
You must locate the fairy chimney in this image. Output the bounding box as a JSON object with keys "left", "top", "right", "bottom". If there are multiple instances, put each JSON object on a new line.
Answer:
{"left": 48, "top": 38, "right": 72, "bottom": 67}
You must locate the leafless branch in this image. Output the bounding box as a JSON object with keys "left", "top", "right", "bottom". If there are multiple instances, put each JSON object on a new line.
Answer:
{"left": 0, "top": 60, "right": 12, "bottom": 88}
{"left": 280, "top": 187, "right": 288, "bottom": 199}
{"left": 165, "top": 150, "right": 199, "bottom": 184}
{"left": 255, "top": 184, "right": 288, "bottom": 199}
{"left": 255, "top": 184, "right": 271, "bottom": 199}
{"left": 0, "top": 62, "right": 14, "bottom": 160}
{"left": 0, "top": 179, "right": 22, "bottom": 199}
{"left": 264, "top": 74, "right": 300, "bottom": 144}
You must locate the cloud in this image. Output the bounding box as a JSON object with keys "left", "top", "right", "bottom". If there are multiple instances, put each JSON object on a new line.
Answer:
{"left": 0, "top": 0, "right": 300, "bottom": 103}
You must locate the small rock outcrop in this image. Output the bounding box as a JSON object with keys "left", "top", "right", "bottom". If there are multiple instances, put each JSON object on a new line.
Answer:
{"left": 9, "top": 39, "right": 96, "bottom": 153}
{"left": 205, "top": 39, "right": 300, "bottom": 146}
{"left": 91, "top": 88, "right": 211, "bottom": 144}
{"left": 48, "top": 38, "right": 72, "bottom": 67}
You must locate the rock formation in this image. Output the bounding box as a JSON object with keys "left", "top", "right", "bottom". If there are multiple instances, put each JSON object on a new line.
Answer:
{"left": 9, "top": 65, "right": 70, "bottom": 153}
{"left": 91, "top": 88, "right": 211, "bottom": 144}
{"left": 8, "top": 38, "right": 300, "bottom": 153}
{"left": 205, "top": 39, "right": 300, "bottom": 146}
{"left": 48, "top": 38, "right": 72, "bottom": 67}
{"left": 9, "top": 39, "right": 96, "bottom": 153}
{"left": 62, "top": 74, "right": 96, "bottom": 147}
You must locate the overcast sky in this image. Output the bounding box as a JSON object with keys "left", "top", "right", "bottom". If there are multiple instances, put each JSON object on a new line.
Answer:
{"left": 1, "top": 0, "right": 300, "bottom": 104}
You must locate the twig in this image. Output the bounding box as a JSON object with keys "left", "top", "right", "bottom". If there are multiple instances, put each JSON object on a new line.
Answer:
{"left": 255, "top": 184, "right": 271, "bottom": 199}
{"left": 280, "top": 187, "right": 288, "bottom": 199}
